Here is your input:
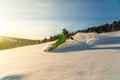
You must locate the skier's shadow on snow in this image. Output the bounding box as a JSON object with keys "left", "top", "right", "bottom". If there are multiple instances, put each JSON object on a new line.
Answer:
{"left": 52, "top": 36, "right": 120, "bottom": 53}
{"left": 1, "top": 75, "right": 22, "bottom": 80}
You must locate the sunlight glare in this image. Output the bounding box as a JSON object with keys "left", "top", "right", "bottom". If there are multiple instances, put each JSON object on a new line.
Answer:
{"left": 0, "top": 23, "right": 9, "bottom": 35}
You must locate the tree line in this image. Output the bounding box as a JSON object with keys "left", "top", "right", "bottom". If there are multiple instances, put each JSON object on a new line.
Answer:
{"left": 74, "top": 20, "right": 120, "bottom": 34}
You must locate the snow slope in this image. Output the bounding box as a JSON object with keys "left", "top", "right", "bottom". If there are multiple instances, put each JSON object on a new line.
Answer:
{"left": 0, "top": 31, "right": 120, "bottom": 80}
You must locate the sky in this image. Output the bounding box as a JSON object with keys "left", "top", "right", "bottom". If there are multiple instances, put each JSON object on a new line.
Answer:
{"left": 0, "top": 0, "right": 120, "bottom": 39}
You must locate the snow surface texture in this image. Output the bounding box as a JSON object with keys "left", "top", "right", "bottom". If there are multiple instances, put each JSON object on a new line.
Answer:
{"left": 0, "top": 31, "right": 120, "bottom": 80}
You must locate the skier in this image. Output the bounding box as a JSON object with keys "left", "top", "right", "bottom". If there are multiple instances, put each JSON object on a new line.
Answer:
{"left": 45, "top": 28, "right": 73, "bottom": 51}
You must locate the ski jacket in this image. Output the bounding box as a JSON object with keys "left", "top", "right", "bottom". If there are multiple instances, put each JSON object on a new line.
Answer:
{"left": 52, "top": 33, "right": 67, "bottom": 49}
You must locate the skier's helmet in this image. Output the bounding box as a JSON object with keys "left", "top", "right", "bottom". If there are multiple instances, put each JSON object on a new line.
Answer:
{"left": 62, "top": 28, "right": 68, "bottom": 35}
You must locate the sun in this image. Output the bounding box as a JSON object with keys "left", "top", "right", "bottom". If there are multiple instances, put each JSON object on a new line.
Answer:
{"left": 0, "top": 23, "right": 8, "bottom": 35}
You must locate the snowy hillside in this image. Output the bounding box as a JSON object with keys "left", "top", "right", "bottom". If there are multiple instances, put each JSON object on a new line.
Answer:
{"left": 0, "top": 31, "right": 120, "bottom": 80}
